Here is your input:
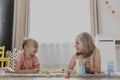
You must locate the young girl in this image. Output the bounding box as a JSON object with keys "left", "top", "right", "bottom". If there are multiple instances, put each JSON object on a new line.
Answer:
{"left": 67, "top": 32, "right": 101, "bottom": 74}
{"left": 13, "top": 38, "right": 40, "bottom": 73}
{"left": 4, "top": 38, "right": 40, "bottom": 73}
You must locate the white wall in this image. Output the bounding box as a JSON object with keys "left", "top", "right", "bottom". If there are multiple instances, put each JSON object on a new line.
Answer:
{"left": 29, "top": 0, "right": 91, "bottom": 43}
{"left": 97, "top": 0, "right": 120, "bottom": 35}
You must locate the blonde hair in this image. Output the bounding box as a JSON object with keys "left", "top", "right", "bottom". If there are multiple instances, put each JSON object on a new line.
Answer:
{"left": 22, "top": 38, "right": 38, "bottom": 50}
{"left": 76, "top": 32, "right": 95, "bottom": 57}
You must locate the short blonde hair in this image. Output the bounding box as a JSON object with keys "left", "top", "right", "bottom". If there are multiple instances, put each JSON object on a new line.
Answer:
{"left": 22, "top": 38, "right": 38, "bottom": 49}
{"left": 76, "top": 32, "right": 95, "bottom": 57}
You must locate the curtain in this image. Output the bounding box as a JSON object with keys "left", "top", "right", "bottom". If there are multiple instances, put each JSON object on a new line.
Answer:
{"left": 12, "top": 0, "right": 30, "bottom": 49}
{"left": 90, "top": 0, "right": 100, "bottom": 38}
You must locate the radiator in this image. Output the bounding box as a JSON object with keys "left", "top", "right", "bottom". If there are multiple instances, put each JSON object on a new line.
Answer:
{"left": 38, "top": 43, "right": 75, "bottom": 69}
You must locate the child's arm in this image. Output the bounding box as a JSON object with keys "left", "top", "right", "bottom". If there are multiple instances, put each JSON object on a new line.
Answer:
{"left": 15, "top": 61, "right": 40, "bottom": 74}
{"left": 67, "top": 54, "right": 76, "bottom": 69}
{"left": 67, "top": 54, "right": 77, "bottom": 74}
{"left": 87, "top": 49, "right": 101, "bottom": 74}
{"left": 92, "top": 49, "right": 101, "bottom": 73}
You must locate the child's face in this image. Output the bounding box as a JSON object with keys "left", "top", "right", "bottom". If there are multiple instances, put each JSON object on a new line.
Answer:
{"left": 75, "top": 38, "right": 83, "bottom": 53}
{"left": 26, "top": 42, "right": 38, "bottom": 56}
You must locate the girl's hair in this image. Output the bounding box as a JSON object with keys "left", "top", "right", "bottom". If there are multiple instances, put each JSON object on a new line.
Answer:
{"left": 22, "top": 38, "right": 38, "bottom": 49}
{"left": 76, "top": 32, "right": 96, "bottom": 57}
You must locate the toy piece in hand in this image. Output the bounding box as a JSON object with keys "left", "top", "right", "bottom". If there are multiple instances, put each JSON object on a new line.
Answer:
{"left": 64, "top": 74, "right": 70, "bottom": 79}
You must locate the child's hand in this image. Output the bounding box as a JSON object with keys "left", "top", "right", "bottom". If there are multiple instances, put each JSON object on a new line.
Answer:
{"left": 66, "top": 69, "right": 76, "bottom": 75}
{"left": 4, "top": 68, "right": 9, "bottom": 73}
{"left": 32, "top": 68, "right": 40, "bottom": 73}
{"left": 4, "top": 67, "right": 15, "bottom": 73}
{"left": 85, "top": 61, "right": 92, "bottom": 72}
{"left": 85, "top": 63, "right": 95, "bottom": 73}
